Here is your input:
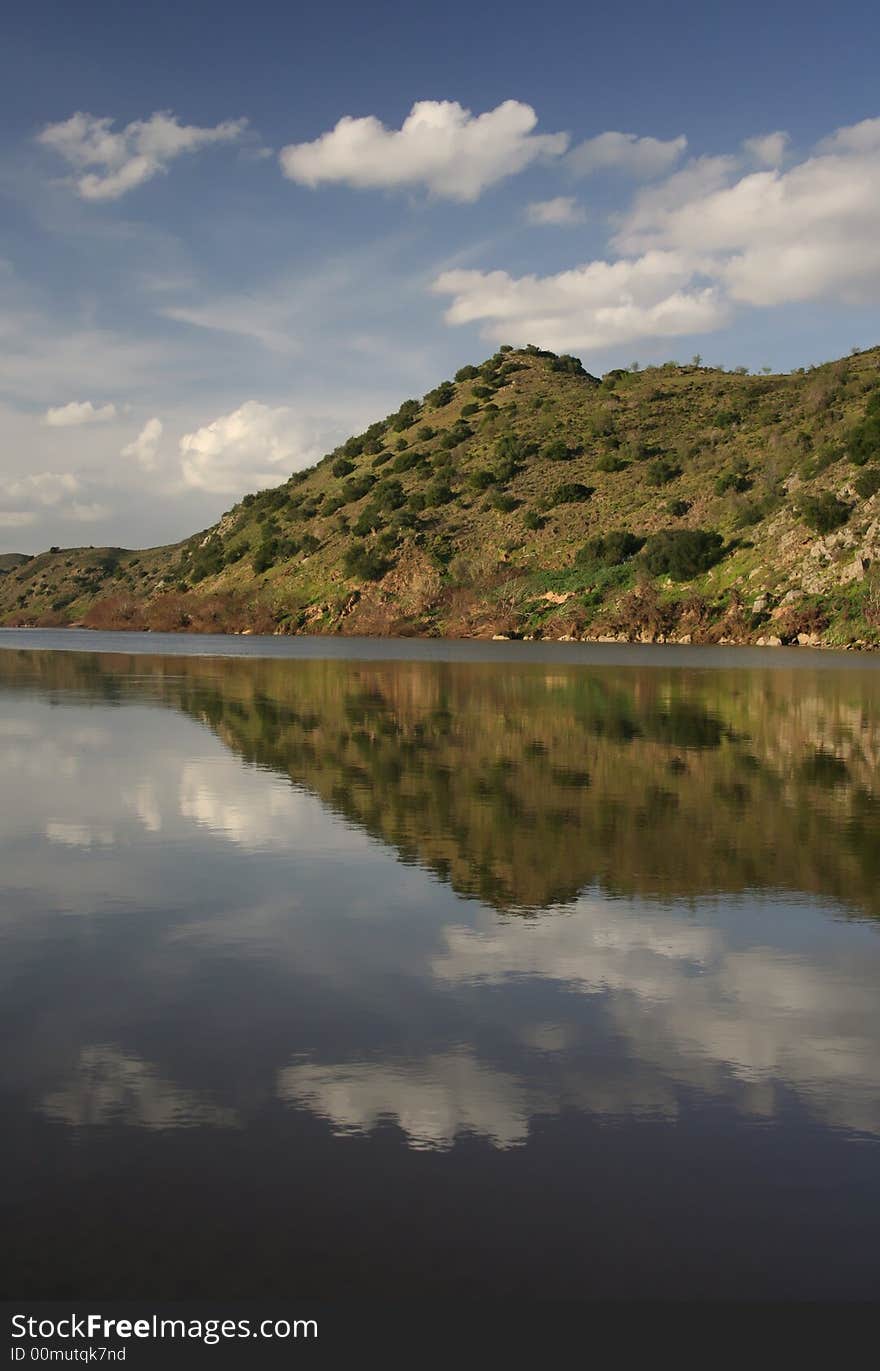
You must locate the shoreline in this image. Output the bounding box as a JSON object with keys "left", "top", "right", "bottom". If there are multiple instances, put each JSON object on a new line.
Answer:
{"left": 2, "top": 624, "right": 879, "bottom": 668}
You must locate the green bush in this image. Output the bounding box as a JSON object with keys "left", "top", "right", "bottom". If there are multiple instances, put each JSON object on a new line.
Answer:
{"left": 595, "top": 452, "right": 628, "bottom": 473}
{"left": 544, "top": 439, "right": 574, "bottom": 462}
{"left": 470, "top": 469, "right": 496, "bottom": 491}
{"left": 417, "top": 425, "right": 435, "bottom": 442}
{"left": 665, "top": 498, "right": 691, "bottom": 517}
{"left": 798, "top": 492, "right": 851, "bottom": 534}
{"left": 576, "top": 531, "right": 644, "bottom": 568}
{"left": 548, "top": 482, "right": 594, "bottom": 506}
{"left": 460, "top": 402, "right": 480, "bottom": 417}
{"left": 854, "top": 467, "right": 880, "bottom": 500}
{"left": 299, "top": 533, "right": 320, "bottom": 555}
{"left": 426, "top": 381, "right": 455, "bottom": 409}
{"left": 332, "top": 458, "right": 354, "bottom": 478}
{"left": 642, "top": 528, "right": 725, "bottom": 579}
{"left": 715, "top": 466, "right": 753, "bottom": 495}
{"left": 343, "top": 543, "right": 390, "bottom": 581}
{"left": 523, "top": 510, "right": 546, "bottom": 531}
{"left": 847, "top": 410, "right": 880, "bottom": 465}
{"left": 425, "top": 479, "right": 454, "bottom": 507}
{"left": 341, "top": 474, "right": 376, "bottom": 503}
{"left": 373, "top": 478, "right": 407, "bottom": 511}
{"left": 550, "top": 354, "right": 588, "bottom": 376}
{"left": 646, "top": 458, "right": 682, "bottom": 487}
{"left": 455, "top": 365, "right": 480, "bottom": 382}
{"left": 352, "top": 505, "right": 385, "bottom": 537}
{"left": 490, "top": 492, "right": 519, "bottom": 513}
{"left": 390, "top": 400, "right": 420, "bottom": 431}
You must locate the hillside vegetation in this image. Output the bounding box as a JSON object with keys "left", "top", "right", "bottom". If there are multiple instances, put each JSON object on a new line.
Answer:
{"left": 3, "top": 343, "right": 880, "bottom": 646}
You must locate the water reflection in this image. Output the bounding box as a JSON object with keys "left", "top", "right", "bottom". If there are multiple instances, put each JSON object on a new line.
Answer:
{"left": 2, "top": 644, "right": 880, "bottom": 1298}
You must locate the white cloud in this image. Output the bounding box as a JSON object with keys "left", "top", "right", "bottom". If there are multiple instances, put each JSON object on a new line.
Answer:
{"left": 742, "top": 130, "right": 789, "bottom": 168}
{"left": 568, "top": 130, "right": 686, "bottom": 179}
{"left": 524, "top": 196, "right": 585, "bottom": 227}
{"left": 815, "top": 115, "right": 880, "bottom": 155}
{"left": 433, "top": 116, "right": 880, "bottom": 351}
{"left": 279, "top": 99, "right": 568, "bottom": 201}
{"left": 0, "top": 471, "right": 80, "bottom": 506}
{"left": 614, "top": 119, "right": 880, "bottom": 307}
{"left": 37, "top": 110, "right": 247, "bottom": 201}
{"left": 0, "top": 511, "right": 36, "bottom": 528}
{"left": 433, "top": 250, "right": 727, "bottom": 352}
{"left": 43, "top": 400, "right": 117, "bottom": 427}
{"left": 121, "top": 416, "right": 163, "bottom": 469}
{"left": 179, "top": 401, "right": 333, "bottom": 495}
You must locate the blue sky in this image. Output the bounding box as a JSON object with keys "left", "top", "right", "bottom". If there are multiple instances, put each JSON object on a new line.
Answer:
{"left": 1, "top": 0, "right": 879, "bottom": 549}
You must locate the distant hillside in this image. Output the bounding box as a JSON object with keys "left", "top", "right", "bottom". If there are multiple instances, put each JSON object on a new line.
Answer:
{"left": 0, "top": 553, "right": 30, "bottom": 573}
{"left": 2, "top": 344, "right": 879, "bottom": 647}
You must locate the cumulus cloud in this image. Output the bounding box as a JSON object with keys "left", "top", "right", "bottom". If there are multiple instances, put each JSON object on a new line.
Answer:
{"left": 433, "top": 251, "right": 727, "bottom": 352}
{"left": 179, "top": 401, "right": 332, "bottom": 495}
{"left": 568, "top": 130, "right": 686, "bottom": 179}
{"left": 742, "top": 130, "right": 789, "bottom": 167}
{"left": 0, "top": 471, "right": 80, "bottom": 506}
{"left": 121, "top": 417, "right": 163, "bottom": 469}
{"left": 37, "top": 110, "right": 247, "bottom": 201}
{"left": 433, "top": 115, "right": 880, "bottom": 351}
{"left": 43, "top": 400, "right": 117, "bottom": 427}
{"left": 279, "top": 99, "right": 568, "bottom": 201}
{"left": 524, "top": 196, "right": 586, "bottom": 227}
{"left": 614, "top": 117, "right": 880, "bottom": 307}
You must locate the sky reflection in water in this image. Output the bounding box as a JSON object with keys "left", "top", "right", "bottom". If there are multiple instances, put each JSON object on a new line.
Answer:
{"left": 1, "top": 642, "right": 879, "bottom": 1298}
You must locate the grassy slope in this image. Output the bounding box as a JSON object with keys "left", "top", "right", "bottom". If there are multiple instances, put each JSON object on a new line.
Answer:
{"left": 2, "top": 344, "right": 880, "bottom": 645}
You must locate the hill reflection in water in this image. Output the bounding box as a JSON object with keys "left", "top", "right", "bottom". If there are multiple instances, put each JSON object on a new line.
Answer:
{"left": 2, "top": 644, "right": 880, "bottom": 1299}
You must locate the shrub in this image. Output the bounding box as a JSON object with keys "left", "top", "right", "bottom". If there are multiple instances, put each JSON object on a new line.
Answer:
{"left": 332, "top": 457, "right": 354, "bottom": 478}
{"left": 646, "top": 458, "right": 682, "bottom": 487}
{"left": 496, "top": 434, "right": 533, "bottom": 463}
{"left": 523, "top": 510, "right": 546, "bottom": 531}
{"left": 544, "top": 439, "right": 574, "bottom": 462}
{"left": 352, "top": 505, "right": 385, "bottom": 537}
{"left": 373, "top": 478, "right": 406, "bottom": 511}
{"left": 417, "top": 426, "right": 435, "bottom": 442}
{"left": 455, "top": 364, "right": 480, "bottom": 382}
{"left": 390, "top": 399, "right": 420, "bottom": 431}
{"left": 665, "top": 498, "right": 691, "bottom": 518}
{"left": 642, "top": 528, "right": 725, "bottom": 579}
{"left": 576, "top": 531, "right": 644, "bottom": 568}
{"left": 715, "top": 466, "right": 753, "bottom": 495}
{"left": 798, "top": 492, "right": 851, "bottom": 534}
{"left": 372, "top": 450, "right": 393, "bottom": 467}
{"left": 595, "top": 452, "right": 628, "bottom": 473}
{"left": 472, "top": 385, "right": 493, "bottom": 399}
{"left": 490, "top": 492, "right": 519, "bottom": 513}
{"left": 550, "top": 354, "right": 588, "bottom": 376}
{"left": 470, "top": 469, "right": 496, "bottom": 491}
{"left": 252, "top": 541, "right": 276, "bottom": 574}
{"left": 426, "top": 381, "right": 455, "bottom": 409}
{"left": 344, "top": 543, "right": 390, "bottom": 581}
{"left": 548, "top": 483, "right": 594, "bottom": 506}
{"left": 425, "top": 479, "right": 454, "bottom": 507}
{"left": 848, "top": 411, "right": 880, "bottom": 465}
{"left": 392, "top": 449, "right": 424, "bottom": 472}
{"left": 299, "top": 533, "right": 320, "bottom": 555}
{"left": 854, "top": 467, "right": 880, "bottom": 500}
{"left": 715, "top": 409, "right": 742, "bottom": 428}
{"left": 341, "top": 474, "right": 376, "bottom": 503}
{"left": 460, "top": 402, "right": 480, "bottom": 417}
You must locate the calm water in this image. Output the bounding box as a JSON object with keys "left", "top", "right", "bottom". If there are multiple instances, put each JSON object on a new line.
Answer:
{"left": 2, "top": 631, "right": 880, "bottom": 1300}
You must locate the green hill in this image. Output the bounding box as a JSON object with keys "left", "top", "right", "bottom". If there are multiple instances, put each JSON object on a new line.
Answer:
{"left": 3, "top": 343, "right": 880, "bottom": 646}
